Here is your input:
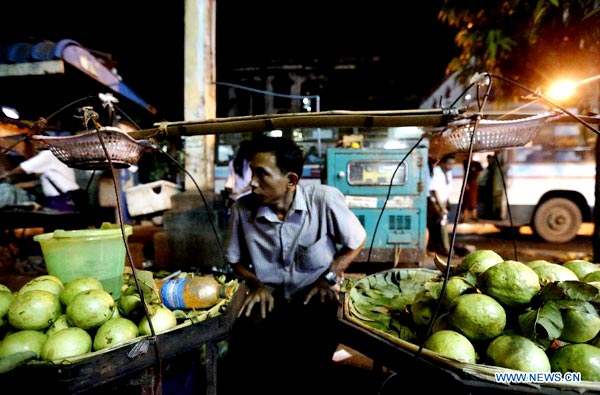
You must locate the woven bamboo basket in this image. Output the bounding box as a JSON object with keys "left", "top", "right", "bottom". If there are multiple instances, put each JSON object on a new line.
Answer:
{"left": 30, "top": 127, "right": 150, "bottom": 170}
{"left": 428, "top": 112, "right": 562, "bottom": 155}
{"left": 344, "top": 268, "right": 600, "bottom": 393}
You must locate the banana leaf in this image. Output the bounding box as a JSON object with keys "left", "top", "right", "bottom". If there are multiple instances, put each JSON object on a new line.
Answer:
{"left": 348, "top": 268, "right": 439, "bottom": 335}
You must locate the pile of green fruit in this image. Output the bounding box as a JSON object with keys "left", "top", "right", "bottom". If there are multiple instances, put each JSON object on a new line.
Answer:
{"left": 347, "top": 250, "right": 600, "bottom": 387}
{"left": 0, "top": 271, "right": 238, "bottom": 373}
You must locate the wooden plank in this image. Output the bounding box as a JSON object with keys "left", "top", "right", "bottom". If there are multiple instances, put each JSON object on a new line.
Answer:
{"left": 0, "top": 60, "right": 65, "bottom": 77}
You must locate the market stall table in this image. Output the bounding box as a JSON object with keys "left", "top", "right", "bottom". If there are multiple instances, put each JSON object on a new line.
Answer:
{"left": 337, "top": 295, "right": 600, "bottom": 395}
{"left": 0, "top": 283, "right": 246, "bottom": 395}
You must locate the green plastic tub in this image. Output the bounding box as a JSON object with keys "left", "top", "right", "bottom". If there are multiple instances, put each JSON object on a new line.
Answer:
{"left": 34, "top": 223, "right": 133, "bottom": 300}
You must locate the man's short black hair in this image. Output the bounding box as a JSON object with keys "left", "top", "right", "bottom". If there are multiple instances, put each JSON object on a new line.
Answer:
{"left": 251, "top": 134, "right": 305, "bottom": 178}
{"left": 441, "top": 154, "right": 456, "bottom": 163}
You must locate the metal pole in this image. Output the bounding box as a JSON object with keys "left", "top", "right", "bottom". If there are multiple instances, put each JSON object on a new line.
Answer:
{"left": 316, "top": 95, "right": 322, "bottom": 157}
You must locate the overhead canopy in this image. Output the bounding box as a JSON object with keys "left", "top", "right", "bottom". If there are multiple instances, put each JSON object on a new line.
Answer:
{"left": 0, "top": 39, "right": 157, "bottom": 123}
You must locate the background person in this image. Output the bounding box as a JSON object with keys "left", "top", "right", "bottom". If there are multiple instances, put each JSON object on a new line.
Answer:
{"left": 461, "top": 158, "right": 483, "bottom": 222}
{"left": 224, "top": 139, "right": 253, "bottom": 203}
{"left": 0, "top": 146, "right": 84, "bottom": 212}
{"left": 305, "top": 145, "right": 323, "bottom": 164}
{"left": 427, "top": 154, "right": 456, "bottom": 256}
{"left": 223, "top": 135, "right": 366, "bottom": 395}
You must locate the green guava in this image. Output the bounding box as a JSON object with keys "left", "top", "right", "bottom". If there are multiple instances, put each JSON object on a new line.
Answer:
{"left": 117, "top": 294, "right": 143, "bottom": 320}
{"left": 18, "top": 276, "right": 63, "bottom": 298}
{"left": 66, "top": 289, "right": 115, "bottom": 330}
{"left": 559, "top": 307, "right": 600, "bottom": 344}
{"left": 93, "top": 317, "right": 139, "bottom": 351}
{"left": 583, "top": 271, "right": 600, "bottom": 283}
{"left": 480, "top": 260, "right": 541, "bottom": 307}
{"left": 526, "top": 259, "right": 552, "bottom": 270}
{"left": 45, "top": 314, "right": 73, "bottom": 337}
{"left": 459, "top": 249, "right": 504, "bottom": 276}
{"left": 550, "top": 344, "right": 600, "bottom": 382}
{"left": 8, "top": 290, "right": 62, "bottom": 331}
{"left": 531, "top": 262, "right": 578, "bottom": 284}
{"left": 41, "top": 327, "right": 92, "bottom": 361}
{"left": 449, "top": 293, "right": 506, "bottom": 341}
{"left": 486, "top": 334, "right": 551, "bottom": 373}
{"left": 138, "top": 305, "right": 177, "bottom": 336}
{"left": 0, "top": 330, "right": 48, "bottom": 358}
{"left": 563, "top": 260, "right": 600, "bottom": 281}
{"left": 442, "top": 276, "right": 475, "bottom": 308}
{"left": 411, "top": 300, "right": 436, "bottom": 326}
{"left": 0, "top": 290, "right": 15, "bottom": 319}
{"left": 60, "top": 276, "right": 104, "bottom": 306}
{"left": 33, "top": 275, "right": 63, "bottom": 287}
{"left": 424, "top": 329, "right": 477, "bottom": 364}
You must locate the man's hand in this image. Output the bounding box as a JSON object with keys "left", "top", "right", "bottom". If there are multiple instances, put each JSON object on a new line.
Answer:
{"left": 304, "top": 278, "right": 340, "bottom": 305}
{"left": 239, "top": 286, "right": 275, "bottom": 319}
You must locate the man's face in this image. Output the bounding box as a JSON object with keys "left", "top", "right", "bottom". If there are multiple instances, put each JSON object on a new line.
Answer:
{"left": 441, "top": 158, "right": 456, "bottom": 172}
{"left": 249, "top": 151, "right": 290, "bottom": 205}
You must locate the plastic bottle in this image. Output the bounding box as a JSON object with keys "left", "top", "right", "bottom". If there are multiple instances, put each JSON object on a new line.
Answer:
{"left": 159, "top": 275, "right": 228, "bottom": 310}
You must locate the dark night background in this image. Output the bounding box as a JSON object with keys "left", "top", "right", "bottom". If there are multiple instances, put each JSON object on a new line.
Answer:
{"left": 0, "top": 1, "right": 457, "bottom": 129}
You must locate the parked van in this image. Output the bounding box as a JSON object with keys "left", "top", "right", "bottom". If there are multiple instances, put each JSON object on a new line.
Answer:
{"left": 448, "top": 120, "right": 596, "bottom": 243}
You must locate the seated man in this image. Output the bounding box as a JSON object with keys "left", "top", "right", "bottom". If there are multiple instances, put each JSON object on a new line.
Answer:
{"left": 223, "top": 135, "right": 366, "bottom": 395}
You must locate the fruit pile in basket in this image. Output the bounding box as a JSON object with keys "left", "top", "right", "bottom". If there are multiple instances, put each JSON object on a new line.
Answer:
{"left": 0, "top": 270, "right": 238, "bottom": 372}
{"left": 346, "top": 250, "right": 600, "bottom": 387}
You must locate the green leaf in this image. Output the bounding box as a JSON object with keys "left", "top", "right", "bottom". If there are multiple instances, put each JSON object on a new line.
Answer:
{"left": 388, "top": 294, "right": 413, "bottom": 312}
{"left": 519, "top": 301, "right": 563, "bottom": 341}
{"left": 423, "top": 281, "right": 444, "bottom": 301}
{"left": 207, "top": 299, "right": 226, "bottom": 317}
{"left": 186, "top": 309, "right": 210, "bottom": 323}
{"left": 363, "top": 319, "right": 393, "bottom": 333}
{"left": 518, "top": 309, "right": 538, "bottom": 337}
{"left": 554, "top": 299, "right": 598, "bottom": 315}
{"left": 377, "top": 284, "right": 403, "bottom": 299}
{"left": 537, "top": 301, "right": 564, "bottom": 340}
{"left": 348, "top": 269, "right": 440, "bottom": 337}
{"left": 539, "top": 281, "right": 600, "bottom": 303}
{"left": 0, "top": 351, "right": 36, "bottom": 373}
{"left": 389, "top": 318, "right": 417, "bottom": 342}
{"left": 362, "top": 288, "right": 386, "bottom": 300}
{"left": 351, "top": 300, "right": 387, "bottom": 323}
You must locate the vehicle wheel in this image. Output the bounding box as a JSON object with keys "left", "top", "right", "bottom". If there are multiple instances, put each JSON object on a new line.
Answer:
{"left": 532, "top": 198, "right": 581, "bottom": 243}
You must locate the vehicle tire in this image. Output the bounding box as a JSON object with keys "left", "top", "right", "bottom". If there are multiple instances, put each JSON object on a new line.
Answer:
{"left": 532, "top": 198, "right": 581, "bottom": 243}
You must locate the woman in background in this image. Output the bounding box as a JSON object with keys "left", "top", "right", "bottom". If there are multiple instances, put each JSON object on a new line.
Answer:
{"left": 224, "top": 140, "right": 253, "bottom": 206}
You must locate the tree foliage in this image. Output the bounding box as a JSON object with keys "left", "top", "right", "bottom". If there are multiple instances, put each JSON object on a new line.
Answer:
{"left": 439, "top": 1, "right": 600, "bottom": 262}
{"left": 438, "top": 0, "right": 600, "bottom": 105}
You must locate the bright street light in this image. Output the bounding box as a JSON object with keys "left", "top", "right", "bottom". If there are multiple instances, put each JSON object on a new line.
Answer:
{"left": 1, "top": 106, "right": 19, "bottom": 119}
{"left": 546, "top": 80, "right": 577, "bottom": 101}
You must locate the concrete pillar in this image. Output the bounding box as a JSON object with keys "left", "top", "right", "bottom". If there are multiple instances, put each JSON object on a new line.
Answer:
{"left": 183, "top": 0, "right": 216, "bottom": 191}
{"left": 159, "top": 0, "right": 223, "bottom": 271}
